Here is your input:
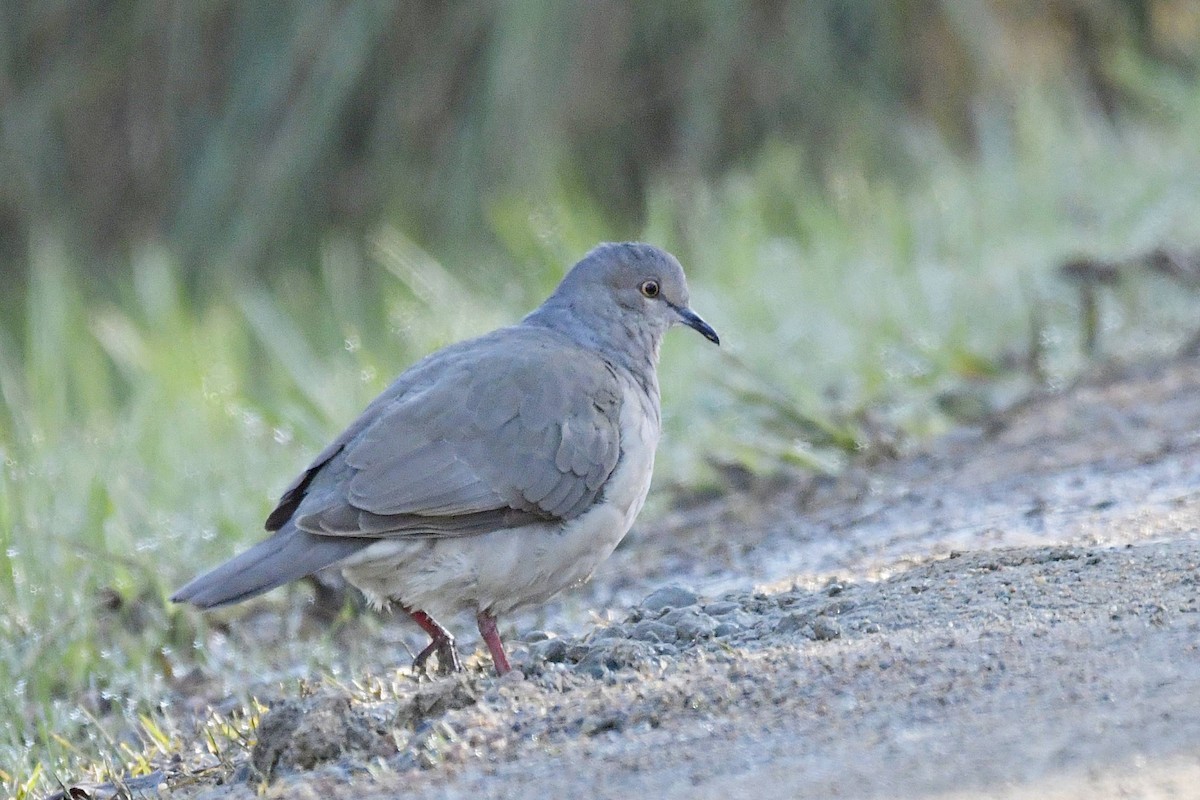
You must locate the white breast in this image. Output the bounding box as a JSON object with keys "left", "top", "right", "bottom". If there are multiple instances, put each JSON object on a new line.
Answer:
{"left": 340, "top": 385, "right": 661, "bottom": 619}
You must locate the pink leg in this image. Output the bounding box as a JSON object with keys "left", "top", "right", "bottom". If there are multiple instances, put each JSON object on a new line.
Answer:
{"left": 476, "top": 610, "right": 511, "bottom": 676}
{"left": 404, "top": 607, "right": 462, "bottom": 675}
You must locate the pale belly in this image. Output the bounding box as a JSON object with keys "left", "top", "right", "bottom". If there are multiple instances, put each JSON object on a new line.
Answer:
{"left": 339, "top": 396, "right": 659, "bottom": 618}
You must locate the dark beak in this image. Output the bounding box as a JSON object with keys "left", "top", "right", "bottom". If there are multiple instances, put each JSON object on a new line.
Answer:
{"left": 673, "top": 304, "right": 720, "bottom": 345}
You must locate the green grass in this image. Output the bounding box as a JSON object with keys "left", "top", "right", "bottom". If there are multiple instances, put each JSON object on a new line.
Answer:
{"left": 14, "top": 0, "right": 1185, "bottom": 273}
{"left": 3, "top": 86, "right": 1200, "bottom": 794}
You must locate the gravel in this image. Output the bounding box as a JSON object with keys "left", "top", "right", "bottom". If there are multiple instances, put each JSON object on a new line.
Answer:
{"left": 57, "top": 356, "right": 1200, "bottom": 800}
{"left": 169, "top": 538, "right": 1200, "bottom": 799}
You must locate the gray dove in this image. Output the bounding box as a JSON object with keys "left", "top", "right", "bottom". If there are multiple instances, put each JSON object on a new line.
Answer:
{"left": 172, "top": 242, "right": 719, "bottom": 675}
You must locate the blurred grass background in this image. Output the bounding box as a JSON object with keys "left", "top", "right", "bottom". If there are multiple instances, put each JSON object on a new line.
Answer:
{"left": 2, "top": 0, "right": 1200, "bottom": 793}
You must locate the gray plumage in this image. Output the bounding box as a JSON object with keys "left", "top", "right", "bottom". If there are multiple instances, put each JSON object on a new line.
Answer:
{"left": 172, "top": 242, "right": 719, "bottom": 675}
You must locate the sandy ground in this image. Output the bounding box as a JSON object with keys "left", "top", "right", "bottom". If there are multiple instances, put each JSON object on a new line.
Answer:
{"left": 59, "top": 356, "right": 1200, "bottom": 799}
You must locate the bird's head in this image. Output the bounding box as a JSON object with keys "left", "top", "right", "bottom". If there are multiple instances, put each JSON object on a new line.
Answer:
{"left": 540, "top": 242, "right": 720, "bottom": 351}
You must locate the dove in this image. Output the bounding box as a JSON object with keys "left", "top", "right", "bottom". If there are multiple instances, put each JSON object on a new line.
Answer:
{"left": 172, "top": 242, "right": 719, "bottom": 675}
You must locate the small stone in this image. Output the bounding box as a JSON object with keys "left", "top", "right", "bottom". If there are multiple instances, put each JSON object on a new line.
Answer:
{"left": 713, "top": 621, "right": 741, "bottom": 638}
{"left": 660, "top": 607, "right": 719, "bottom": 641}
{"left": 703, "top": 601, "right": 741, "bottom": 616}
{"left": 574, "top": 640, "right": 653, "bottom": 678}
{"left": 581, "top": 711, "right": 627, "bottom": 735}
{"left": 523, "top": 630, "right": 552, "bottom": 643}
{"left": 711, "top": 609, "right": 756, "bottom": 631}
{"left": 629, "top": 620, "right": 678, "bottom": 643}
{"left": 591, "top": 626, "right": 628, "bottom": 641}
{"left": 821, "top": 600, "right": 855, "bottom": 616}
{"left": 529, "top": 638, "right": 569, "bottom": 663}
{"left": 565, "top": 643, "right": 591, "bottom": 663}
{"left": 775, "top": 611, "right": 811, "bottom": 634}
{"left": 499, "top": 668, "right": 526, "bottom": 684}
{"left": 808, "top": 616, "right": 842, "bottom": 641}
{"left": 641, "top": 585, "right": 699, "bottom": 613}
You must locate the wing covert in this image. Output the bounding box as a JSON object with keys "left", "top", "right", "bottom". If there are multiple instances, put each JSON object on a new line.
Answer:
{"left": 282, "top": 328, "right": 625, "bottom": 538}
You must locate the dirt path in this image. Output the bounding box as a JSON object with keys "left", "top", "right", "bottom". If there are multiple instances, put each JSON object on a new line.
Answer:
{"left": 377, "top": 541, "right": 1200, "bottom": 800}
{"left": 72, "top": 357, "right": 1200, "bottom": 799}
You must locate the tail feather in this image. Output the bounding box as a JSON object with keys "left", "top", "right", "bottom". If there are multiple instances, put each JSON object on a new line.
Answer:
{"left": 171, "top": 524, "right": 367, "bottom": 609}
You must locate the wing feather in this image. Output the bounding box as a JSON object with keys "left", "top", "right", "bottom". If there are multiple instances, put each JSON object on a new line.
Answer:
{"left": 274, "top": 326, "right": 625, "bottom": 540}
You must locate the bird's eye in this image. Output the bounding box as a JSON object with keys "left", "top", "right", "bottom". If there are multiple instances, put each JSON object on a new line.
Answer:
{"left": 640, "top": 280, "right": 660, "bottom": 298}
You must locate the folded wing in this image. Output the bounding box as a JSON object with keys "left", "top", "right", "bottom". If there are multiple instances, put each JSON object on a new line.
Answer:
{"left": 286, "top": 328, "right": 624, "bottom": 539}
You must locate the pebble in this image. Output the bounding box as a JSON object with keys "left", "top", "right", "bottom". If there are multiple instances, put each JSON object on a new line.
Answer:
{"left": 591, "top": 625, "right": 629, "bottom": 641}
{"left": 629, "top": 620, "right": 678, "bottom": 643}
{"left": 566, "top": 643, "right": 593, "bottom": 663}
{"left": 641, "top": 585, "right": 699, "bottom": 612}
{"left": 821, "top": 600, "right": 856, "bottom": 616}
{"left": 574, "top": 640, "right": 654, "bottom": 678}
{"left": 529, "top": 638, "right": 569, "bottom": 663}
{"left": 703, "top": 601, "right": 741, "bottom": 616}
{"left": 713, "top": 621, "right": 742, "bottom": 638}
{"left": 808, "top": 616, "right": 842, "bottom": 641}
{"left": 775, "top": 611, "right": 811, "bottom": 635}
{"left": 659, "top": 607, "right": 719, "bottom": 641}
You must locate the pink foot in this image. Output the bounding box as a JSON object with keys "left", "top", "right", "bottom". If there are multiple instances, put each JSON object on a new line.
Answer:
{"left": 476, "top": 610, "right": 511, "bottom": 675}
{"left": 405, "top": 607, "right": 462, "bottom": 675}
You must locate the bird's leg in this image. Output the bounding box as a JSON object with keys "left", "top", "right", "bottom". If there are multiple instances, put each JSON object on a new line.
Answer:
{"left": 404, "top": 607, "right": 462, "bottom": 675}
{"left": 476, "top": 610, "right": 511, "bottom": 676}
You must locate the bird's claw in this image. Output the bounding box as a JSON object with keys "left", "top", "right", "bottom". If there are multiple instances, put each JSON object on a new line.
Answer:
{"left": 412, "top": 635, "right": 462, "bottom": 676}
